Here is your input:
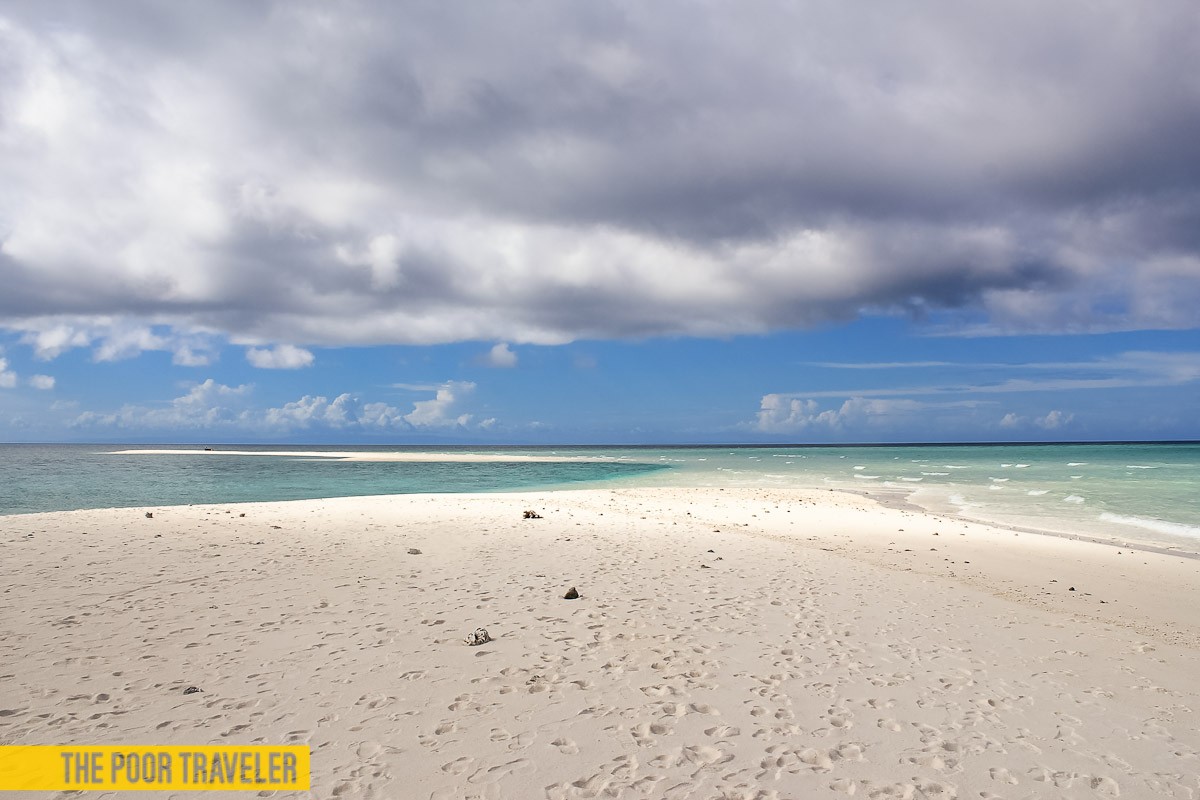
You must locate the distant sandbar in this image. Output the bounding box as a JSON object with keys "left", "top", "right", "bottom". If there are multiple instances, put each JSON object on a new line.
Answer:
{"left": 106, "top": 449, "right": 612, "bottom": 463}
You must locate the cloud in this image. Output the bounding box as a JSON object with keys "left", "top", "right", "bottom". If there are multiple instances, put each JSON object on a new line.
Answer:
{"left": 69, "top": 377, "right": 488, "bottom": 434}
{"left": 93, "top": 327, "right": 170, "bottom": 362}
{"left": 479, "top": 343, "right": 517, "bottom": 368}
{"left": 756, "top": 397, "right": 833, "bottom": 433}
{"left": 15, "top": 319, "right": 218, "bottom": 366}
{"left": 1036, "top": 409, "right": 1074, "bottom": 430}
{"left": 0, "top": 2, "right": 1197, "bottom": 357}
{"left": 776, "top": 351, "right": 1200, "bottom": 399}
{"left": 28, "top": 374, "right": 55, "bottom": 390}
{"left": 264, "top": 394, "right": 367, "bottom": 430}
{"left": 20, "top": 325, "right": 94, "bottom": 360}
{"left": 404, "top": 381, "right": 477, "bottom": 428}
{"left": 755, "top": 395, "right": 980, "bottom": 434}
{"left": 0, "top": 357, "right": 16, "bottom": 388}
{"left": 245, "top": 344, "right": 315, "bottom": 369}
{"left": 805, "top": 361, "right": 957, "bottom": 370}
{"left": 999, "top": 409, "right": 1073, "bottom": 431}
{"left": 73, "top": 379, "right": 253, "bottom": 430}
{"left": 172, "top": 344, "right": 215, "bottom": 367}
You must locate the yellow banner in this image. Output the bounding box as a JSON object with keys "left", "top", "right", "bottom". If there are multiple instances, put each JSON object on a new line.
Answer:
{"left": 0, "top": 746, "right": 309, "bottom": 791}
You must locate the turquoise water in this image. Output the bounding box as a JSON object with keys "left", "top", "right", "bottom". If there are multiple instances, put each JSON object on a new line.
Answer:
{"left": 618, "top": 443, "right": 1200, "bottom": 550}
{"left": 0, "top": 444, "right": 668, "bottom": 516}
{"left": 1, "top": 443, "right": 1196, "bottom": 551}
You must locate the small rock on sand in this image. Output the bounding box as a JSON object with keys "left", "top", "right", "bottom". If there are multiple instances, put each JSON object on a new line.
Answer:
{"left": 465, "top": 628, "right": 491, "bottom": 646}
{"left": 408, "top": 548, "right": 422, "bottom": 555}
{"left": 182, "top": 686, "right": 201, "bottom": 695}
{"left": 563, "top": 587, "right": 579, "bottom": 600}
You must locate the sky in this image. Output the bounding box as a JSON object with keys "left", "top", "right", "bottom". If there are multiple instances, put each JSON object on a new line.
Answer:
{"left": 0, "top": 0, "right": 1198, "bottom": 444}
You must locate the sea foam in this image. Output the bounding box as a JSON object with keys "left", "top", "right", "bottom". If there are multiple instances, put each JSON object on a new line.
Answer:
{"left": 1100, "top": 513, "right": 1200, "bottom": 539}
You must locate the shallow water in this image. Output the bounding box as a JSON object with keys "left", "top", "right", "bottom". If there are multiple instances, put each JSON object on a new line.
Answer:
{"left": 0, "top": 444, "right": 667, "bottom": 515}
{"left": 2, "top": 442, "right": 1196, "bottom": 552}
{"left": 620, "top": 442, "right": 1200, "bottom": 551}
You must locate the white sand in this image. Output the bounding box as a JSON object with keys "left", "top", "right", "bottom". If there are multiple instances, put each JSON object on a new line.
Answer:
{"left": 106, "top": 449, "right": 610, "bottom": 462}
{"left": 2, "top": 487, "right": 1198, "bottom": 799}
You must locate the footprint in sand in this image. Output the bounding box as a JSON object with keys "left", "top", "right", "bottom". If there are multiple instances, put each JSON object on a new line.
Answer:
{"left": 440, "top": 756, "right": 473, "bottom": 775}
{"left": 550, "top": 737, "right": 579, "bottom": 754}
{"left": 630, "top": 721, "right": 670, "bottom": 747}
{"left": 355, "top": 741, "right": 383, "bottom": 759}
{"left": 657, "top": 701, "right": 688, "bottom": 717}
{"left": 989, "top": 766, "right": 1018, "bottom": 784}
{"left": 466, "top": 758, "right": 533, "bottom": 785}
{"left": 447, "top": 694, "right": 476, "bottom": 711}
{"left": 704, "top": 724, "right": 741, "bottom": 739}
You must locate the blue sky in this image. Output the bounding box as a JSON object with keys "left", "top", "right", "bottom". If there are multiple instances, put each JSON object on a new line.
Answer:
{"left": 2, "top": 320, "right": 1196, "bottom": 443}
{"left": 0, "top": 2, "right": 1198, "bottom": 443}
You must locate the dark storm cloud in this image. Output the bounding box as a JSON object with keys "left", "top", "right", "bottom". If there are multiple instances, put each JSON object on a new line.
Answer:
{"left": 0, "top": 0, "right": 1197, "bottom": 355}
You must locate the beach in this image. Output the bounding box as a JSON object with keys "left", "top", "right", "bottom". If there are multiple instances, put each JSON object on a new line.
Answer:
{"left": 2, "top": 486, "right": 1198, "bottom": 799}
{"left": 105, "top": 450, "right": 615, "bottom": 463}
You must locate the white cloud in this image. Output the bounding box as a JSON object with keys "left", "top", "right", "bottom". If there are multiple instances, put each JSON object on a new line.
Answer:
{"left": 755, "top": 396, "right": 925, "bottom": 433}
{"left": 245, "top": 344, "right": 315, "bottom": 369}
{"left": 28, "top": 374, "right": 55, "bottom": 390}
{"left": 0, "top": 358, "right": 16, "bottom": 388}
{"left": 756, "top": 396, "right": 829, "bottom": 433}
{"left": 72, "top": 379, "right": 253, "bottom": 430}
{"left": 16, "top": 320, "right": 221, "bottom": 366}
{"left": 21, "top": 324, "right": 95, "bottom": 360}
{"left": 480, "top": 343, "right": 518, "bottom": 368}
{"left": 805, "top": 361, "right": 957, "bottom": 370}
{"left": 404, "top": 381, "right": 477, "bottom": 428}
{"left": 264, "top": 394, "right": 360, "bottom": 429}
{"left": 172, "top": 344, "right": 215, "bottom": 367}
{"left": 773, "top": 351, "right": 1200, "bottom": 400}
{"left": 755, "top": 394, "right": 987, "bottom": 434}
{"left": 68, "top": 377, "right": 490, "bottom": 434}
{"left": 997, "top": 409, "right": 1074, "bottom": 430}
{"left": 1036, "top": 410, "right": 1074, "bottom": 429}
{"left": 93, "top": 327, "right": 169, "bottom": 362}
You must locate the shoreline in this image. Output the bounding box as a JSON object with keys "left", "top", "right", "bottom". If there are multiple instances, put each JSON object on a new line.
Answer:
{"left": 845, "top": 486, "right": 1200, "bottom": 561}
{"left": 32, "top": 444, "right": 1198, "bottom": 558}
{"left": 105, "top": 448, "right": 615, "bottom": 463}
{"left": 8, "top": 475, "right": 1200, "bottom": 561}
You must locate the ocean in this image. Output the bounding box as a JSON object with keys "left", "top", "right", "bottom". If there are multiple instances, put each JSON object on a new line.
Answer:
{"left": 1, "top": 442, "right": 1196, "bottom": 552}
